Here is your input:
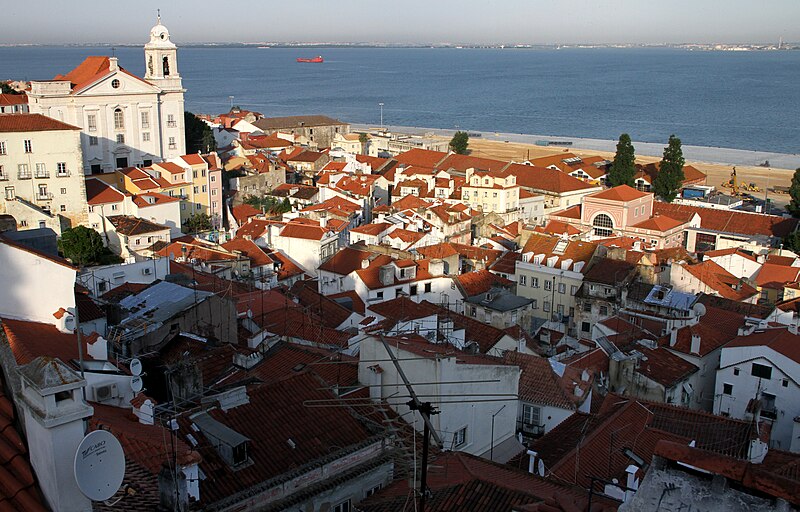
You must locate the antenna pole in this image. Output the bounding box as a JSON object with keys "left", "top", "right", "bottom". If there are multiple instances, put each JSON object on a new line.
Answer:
{"left": 418, "top": 402, "right": 434, "bottom": 512}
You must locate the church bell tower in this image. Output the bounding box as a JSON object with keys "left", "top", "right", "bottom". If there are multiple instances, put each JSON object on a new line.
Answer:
{"left": 144, "top": 12, "right": 182, "bottom": 91}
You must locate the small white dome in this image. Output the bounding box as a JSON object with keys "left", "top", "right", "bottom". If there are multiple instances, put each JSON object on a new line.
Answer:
{"left": 146, "top": 15, "right": 176, "bottom": 49}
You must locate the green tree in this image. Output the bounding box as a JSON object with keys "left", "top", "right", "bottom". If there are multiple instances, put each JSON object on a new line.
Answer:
{"left": 184, "top": 213, "right": 212, "bottom": 233}
{"left": 785, "top": 230, "right": 800, "bottom": 253}
{"left": 652, "top": 134, "right": 685, "bottom": 203}
{"left": 184, "top": 111, "right": 217, "bottom": 154}
{"left": 449, "top": 131, "right": 469, "bottom": 155}
{"left": 786, "top": 168, "right": 800, "bottom": 217}
{"left": 1, "top": 82, "right": 23, "bottom": 95}
{"left": 243, "top": 195, "right": 292, "bottom": 215}
{"left": 58, "top": 226, "right": 105, "bottom": 266}
{"left": 358, "top": 132, "right": 369, "bottom": 155}
{"left": 608, "top": 133, "right": 637, "bottom": 187}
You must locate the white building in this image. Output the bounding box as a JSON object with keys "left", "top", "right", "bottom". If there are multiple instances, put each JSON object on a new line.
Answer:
{"left": 714, "top": 326, "right": 800, "bottom": 452}
{"left": 461, "top": 168, "right": 520, "bottom": 221}
{"left": 27, "top": 16, "right": 185, "bottom": 174}
{"left": 0, "top": 114, "right": 88, "bottom": 233}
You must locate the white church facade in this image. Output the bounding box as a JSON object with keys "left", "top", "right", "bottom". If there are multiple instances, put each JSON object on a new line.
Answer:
{"left": 27, "top": 16, "right": 186, "bottom": 175}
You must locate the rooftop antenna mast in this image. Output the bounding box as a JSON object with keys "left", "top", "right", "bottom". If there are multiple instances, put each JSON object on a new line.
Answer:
{"left": 378, "top": 334, "right": 442, "bottom": 512}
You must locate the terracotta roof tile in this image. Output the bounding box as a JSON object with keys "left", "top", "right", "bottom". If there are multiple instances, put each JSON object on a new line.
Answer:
{"left": 654, "top": 202, "right": 799, "bottom": 239}
{"left": 0, "top": 112, "right": 80, "bottom": 132}
{"left": 456, "top": 269, "right": 513, "bottom": 297}
{"left": 106, "top": 215, "right": 169, "bottom": 236}
{"left": 84, "top": 178, "right": 125, "bottom": 205}
{"left": 394, "top": 148, "right": 448, "bottom": 169}
{"left": 504, "top": 351, "right": 591, "bottom": 410}
{"left": 231, "top": 204, "right": 262, "bottom": 225}
{"left": 755, "top": 263, "right": 800, "bottom": 289}
{"left": 506, "top": 163, "right": 598, "bottom": 194}
{"left": 681, "top": 260, "right": 758, "bottom": 301}
{"left": 222, "top": 237, "right": 273, "bottom": 267}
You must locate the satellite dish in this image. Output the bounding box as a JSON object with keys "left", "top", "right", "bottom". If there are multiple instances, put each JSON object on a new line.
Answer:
{"left": 537, "top": 459, "right": 545, "bottom": 477}
{"left": 129, "top": 358, "right": 142, "bottom": 376}
{"left": 74, "top": 430, "right": 125, "bottom": 501}
{"left": 131, "top": 376, "right": 143, "bottom": 393}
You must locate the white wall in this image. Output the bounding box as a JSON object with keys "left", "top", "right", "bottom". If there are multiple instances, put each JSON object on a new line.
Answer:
{"left": 0, "top": 241, "right": 76, "bottom": 326}
{"left": 78, "top": 258, "right": 170, "bottom": 297}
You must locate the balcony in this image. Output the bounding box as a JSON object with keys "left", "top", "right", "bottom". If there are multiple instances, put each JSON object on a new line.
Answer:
{"left": 35, "top": 171, "right": 50, "bottom": 179}
{"left": 56, "top": 169, "right": 70, "bottom": 177}
{"left": 18, "top": 171, "right": 32, "bottom": 180}
{"left": 0, "top": 173, "right": 8, "bottom": 181}
{"left": 35, "top": 192, "right": 54, "bottom": 202}
{"left": 517, "top": 421, "right": 545, "bottom": 439}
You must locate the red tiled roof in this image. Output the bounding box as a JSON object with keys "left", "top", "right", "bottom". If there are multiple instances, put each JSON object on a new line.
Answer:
{"left": 106, "top": 215, "right": 168, "bottom": 236}
{"left": 222, "top": 237, "right": 273, "bottom": 267}
{"left": 416, "top": 242, "right": 460, "bottom": 259}
{"left": 0, "top": 371, "right": 47, "bottom": 512}
{"left": 180, "top": 153, "right": 206, "bottom": 166}
{"left": 362, "top": 451, "right": 617, "bottom": 512}
{"left": 287, "top": 150, "right": 326, "bottom": 163}
{"left": 385, "top": 228, "right": 424, "bottom": 244}
{"left": 702, "top": 247, "right": 758, "bottom": 262}
{"left": 318, "top": 246, "right": 373, "bottom": 275}
{"left": 521, "top": 233, "right": 598, "bottom": 270}
{"left": 436, "top": 153, "right": 508, "bottom": 173}
{"left": 231, "top": 203, "right": 262, "bottom": 225}
{"left": 630, "top": 213, "right": 685, "bottom": 231}
{"left": 755, "top": 263, "right": 800, "bottom": 289}
{"left": 489, "top": 250, "right": 522, "bottom": 275}
{"left": 289, "top": 280, "right": 353, "bottom": 328}
{"left": 153, "top": 161, "right": 186, "bottom": 175}
{"left": 681, "top": 260, "right": 758, "bottom": 301}
{"left": 0, "top": 234, "right": 75, "bottom": 269}
{"left": 236, "top": 218, "right": 276, "bottom": 239}
{"left": 505, "top": 163, "right": 598, "bottom": 194}
{"left": 456, "top": 269, "right": 513, "bottom": 297}
{"left": 279, "top": 219, "right": 331, "bottom": 241}
{"left": 178, "top": 373, "right": 372, "bottom": 506}
{"left": 390, "top": 194, "right": 430, "bottom": 211}
{"left": 157, "top": 241, "right": 238, "bottom": 262}
{"left": 328, "top": 290, "right": 366, "bottom": 315}
{"left": 634, "top": 345, "right": 699, "bottom": 386}
{"left": 394, "top": 148, "right": 448, "bottom": 169}
{"left": 562, "top": 347, "right": 610, "bottom": 374}
{"left": 1, "top": 318, "right": 94, "bottom": 365}
{"left": 726, "top": 327, "right": 800, "bottom": 364}
{"left": 350, "top": 222, "right": 393, "bottom": 236}
{"left": 0, "top": 112, "right": 80, "bottom": 132}
{"left": 0, "top": 93, "right": 27, "bottom": 106}
{"left": 590, "top": 184, "right": 650, "bottom": 202}
{"left": 583, "top": 258, "right": 637, "bottom": 285}
{"left": 504, "top": 351, "right": 591, "bottom": 410}
{"left": 766, "top": 254, "right": 796, "bottom": 266}
{"left": 101, "top": 281, "right": 150, "bottom": 302}
{"left": 529, "top": 153, "right": 578, "bottom": 168}
{"left": 658, "top": 305, "right": 745, "bottom": 356}
{"left": 84, "top": 178, "right": 125, "bottom": 205}
{"left": 244, "top": 342, "right": 359, "bottom": 388}
{"left": 654, "top": 202, "right": 799, "bottom": 239}
{"left": 130, "top": 191, "right": 179, "bottom": 208}
{"left": 265, "top": 249, "right": 307, "bottom": 281}
{"left": 552, "top": 204, "right": 582, "bottom": 219}
{"left": 539, "top": 219, "right": 581, "bottom": 236}
{"left": 53, "top": 56, "right": 151, "bottom": 93}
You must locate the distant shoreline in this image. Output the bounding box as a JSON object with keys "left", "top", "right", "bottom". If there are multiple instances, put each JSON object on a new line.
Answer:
{"left": 357, "top": 124, "right": 800, "bottom": 171}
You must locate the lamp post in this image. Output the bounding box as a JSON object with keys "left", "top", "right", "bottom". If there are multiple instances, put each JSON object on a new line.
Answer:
{"left": 490, "top": 404, "right": 506, "bottom": 462}
{"left": 379, "top": 102, "right": 384, "bottom": 131}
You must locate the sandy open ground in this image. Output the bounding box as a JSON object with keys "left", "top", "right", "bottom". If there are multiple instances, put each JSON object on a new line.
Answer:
{"left": 460, "top": 137, "right": 796, "bottom": 208}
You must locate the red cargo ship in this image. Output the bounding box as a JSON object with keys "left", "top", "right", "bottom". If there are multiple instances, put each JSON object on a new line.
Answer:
{"left": 296, "top": 56, "right": 323, "bottom": 63}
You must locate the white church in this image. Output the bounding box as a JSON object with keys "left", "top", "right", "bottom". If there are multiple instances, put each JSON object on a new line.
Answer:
{"left": 27, "top": 16, "right": 186, "bottom": 174}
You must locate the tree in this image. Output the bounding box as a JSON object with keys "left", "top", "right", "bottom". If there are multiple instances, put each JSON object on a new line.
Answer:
{"left": 785, "top": 230, "right": 800, "bottom": 253}
{"left": 243, "top": 195, "right": 292, "bottom": 215}
{"left": 184, "top": 213, "right": 212, "bottom": 233}
{"left": 184, "top": 111, "right": 217, "bottom": 154}
{"left": 786, "top": 168, "right": 800, "bottom": 217}
{"left": 1, "top": 82, "right": 23, "bottom": 95}
{"left": 58, "top": 226, "right": 105, "bottom": 266}
{"left": 652, "top": 134, "right": 685, "bottom": 203}
{"left": 358, "top": 132, "right": 369, "bottom": 155}
{"left": 608, "top": 133, "right": 637, "bottom": 187}
{"left": 449, "top": 131, "right": 469, "bottom": 155}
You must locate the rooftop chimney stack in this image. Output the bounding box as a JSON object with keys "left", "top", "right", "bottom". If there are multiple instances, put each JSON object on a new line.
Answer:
{"left": 690, "top": 334, "right": 701, "bottom": 354}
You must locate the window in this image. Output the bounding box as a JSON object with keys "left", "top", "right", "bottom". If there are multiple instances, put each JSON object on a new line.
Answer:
{"left": 202, "top": 185, "right": 207, "bottom": 193}
{"left": 600, "top": 305, "right": 608, "bottom": 316}
{"left": 18, "top": 164, "right": 30, "bottom": 179}
{"left": 193, "top": 186, "right": 199, "bottom": 194}
{"left": 212, "top": 189, "right": 217, "bottom": 196}
{"left": 4, "top": 187, "right": 14, "bottom": 200}
{"left": 453, "top": 427, "right": 467, "bottom": 447}
{"left": 582, "top": 321, "right": 590, "bottom": 332}
{"left": 0, "top": 165, "right": 4, "bottom": 179}
{"left": 531, "top": 299, "right": 538, "bottom": 309}
{"left": 35, "top": 163, "right": 47, "bottom": 178}
{"left": 544, "top": 280, "right": 552, "bottom": 291}
{"left": 543, "top": 301, "right": 551, "bottom": 312}
{"left": 761, "top": 392, "right": 777, "bottom": 419}
{"left": 60, "top": 188, "right": 67, "bottom": 194}
{"left": 91, "top": 164, "right": 102, "bottom": 174}
{"left": 0, "top": 141, "right": 5, "bottom": 154}
{"left": 89, "top": 136, "right": 98, "bottom": 146}
{"left": 783, "top": 379, "right": 789, "bottom": 388}
{"left": 87, "top": 114, "right": 97, "bottom": 132}
{"left": 519, "top": 275, "right": 527, "bottom": 286}
{"left": 57, "top": 162, "right": 67, "bottom": 176}
{"left": 196, "top": 203, "right": 202, "bottom": 210}
{"left": 583, "top": 302, "right": 592, "bottom": 312}
{"left": 142, "top": 132, "right": 150, "bottom": 142}
{"left": 111, "top": 204, "right": 118, "bottom": 211}
{"left": 410, "top": 285, "right": 418, "bottom": 296}
{"left": 211, "top": 175, "right": 216, "bottom": 182}
{"left": 113, "top": 108, "right": 124, "bottom": 130}
{"left": 169, "top": 137, "right": 176, "bottom": 149}
{"left": 557, "top": 304, "right": 565, "bottom": 315}
{"left": 167, "top": 114, "right": 176, "bottom": 127}
{"left": 522, "top": 404, "right": 541, "bottom": 426}
{"left": 59, "top": 204, "right": 66, "bottom": 212}
{"left": 23, "top": 139, "right": 32, "bottom": 153}
{"left": 116, "top": 134, "right": 125, "bottom": 144}
{"left": 365, "top": 485, "right": 382, "bottom": 498}
{"left": 558, "top": 283, "right": 566, "bottom": 294}
{"left": 424, "top": 282, "right": 432, "bottom": 293}
{"left": 723, "top": 383, "right": 733, "bottom": 395}
{"left": 571, "top": 285, "right": 578, "bottom": 295}
{"left": 751, "top": 363, "right": 772, "bottom": 380}
{"left": 19, "top": 220, "right": 27, "bottom": 227}
{"left": 37, "top": 184, "right": 48, "bottom": 198}
{"left": 531, "top": 277, "right": 539, "bottom": 288}
{"left": 592, "top": 213, "right": 613, "bottom": 237}
{"left": 733, "top": 368, "right": 740, "bottom": 376}
{"left": 141, "top": 111, "right": 150, "bottom": 129}
{"left": 332, "top": 500, "right": 351, "bottom": 512}
{"left": 470, "top": 306, "right": 477, "bottom": 317}
{"left": 376, "top": 291, "right": 384, "bottom": 300}
{"left": 111, "top": 78, "right": 120, "bottom": 89}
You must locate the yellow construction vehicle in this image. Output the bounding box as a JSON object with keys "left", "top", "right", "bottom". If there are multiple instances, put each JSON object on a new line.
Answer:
{"left": 721, "top": 167, "right": 740, "bottom": 195}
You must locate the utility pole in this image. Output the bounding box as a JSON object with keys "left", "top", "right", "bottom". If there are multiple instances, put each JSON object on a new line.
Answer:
{"left": 379, "top": 102, "right": 384, "bottom": 131}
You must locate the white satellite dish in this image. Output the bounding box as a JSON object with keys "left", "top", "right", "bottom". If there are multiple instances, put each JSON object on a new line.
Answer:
{"left": 537, "top": 459, "right": 545, "bottom": 477}
{"left": 129, "top": 358, "right": 143, "bottom": 376}
{"left": 131, "top": 376, "right": 143, "bottom": 393}
{"left": 74, "top": 430, "right": 126, "bottom": 502}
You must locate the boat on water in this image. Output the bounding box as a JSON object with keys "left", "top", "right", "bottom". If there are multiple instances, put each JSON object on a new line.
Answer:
{"left": 296, "top": 56, "right": 323, "bottom": 63}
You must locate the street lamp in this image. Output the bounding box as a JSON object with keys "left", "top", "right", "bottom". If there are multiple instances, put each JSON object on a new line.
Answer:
{"left": 378, "top": 102, "right": 384, "bottom": 131}
{"left": 490, "top": 404, "right": 506, "bottom": 462}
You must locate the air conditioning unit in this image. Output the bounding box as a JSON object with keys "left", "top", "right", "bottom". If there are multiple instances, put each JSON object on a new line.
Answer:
{"left": 91, "top": 383, "right": 119, "bottom": 402}
{"left": 142, "top": 267, "right": 152, "bottom": 275}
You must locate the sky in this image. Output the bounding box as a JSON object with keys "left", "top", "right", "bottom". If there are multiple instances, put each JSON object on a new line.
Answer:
{"left": 4, "top": 1, "right": 799, "bottom": 45}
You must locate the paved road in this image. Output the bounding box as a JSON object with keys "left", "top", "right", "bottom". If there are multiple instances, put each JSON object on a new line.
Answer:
{"left": 354, "top": 124, "right": 800, "bottom": 170}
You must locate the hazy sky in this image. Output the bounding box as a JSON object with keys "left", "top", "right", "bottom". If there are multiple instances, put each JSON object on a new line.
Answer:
{"left": 4, "top": 1, "right": 799, "bottom": 45}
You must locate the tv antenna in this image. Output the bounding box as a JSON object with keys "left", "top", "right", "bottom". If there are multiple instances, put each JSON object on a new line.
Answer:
{"left": 74, "top": 430, "right": 126, "bottom": 502}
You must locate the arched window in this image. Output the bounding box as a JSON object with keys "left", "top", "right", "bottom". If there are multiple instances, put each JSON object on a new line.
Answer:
{"left": 163, "top": 56, "right": 170, "bottom": 76}
{"left": 593, "top": 213, "right": 614, "bottom": 237}
{"left": 113, "top": 108, "right": 124, "bottom": 130}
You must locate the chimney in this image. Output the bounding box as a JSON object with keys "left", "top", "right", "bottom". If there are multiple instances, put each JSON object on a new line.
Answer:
{"left": 625, "top": 465, "right": 640, "bottom": 501}
{"left": 319, "top": 213, "right": 328, "bottom": 229}
{"left": 527, "top": 450, "right": 538, "bottom": 474}
{"left": 18, "top": 357, "right": 94, "bottom": 512}
{"left": 159, "top": 464, "right": 189, "bottom": 512}
{"left": 379, "top": 265, "right": 394, "bottom": 286}
{"left": 428, "top": 258, "right": 445, "bottom": 276}
{"left": 131, "top": 395, "right": 156, "bottom": 425}
{"left": 669, "top": 328, "right": 678, "bottom": 347}
{"left": 690, "top": 334, "right": 701, "bottom": 354}
{"left": 361, "top": 258, "right": 370, "bottom": 269}
{"left": 109, "top": 57, "right": 119, "bottom": 72}
{"left": 788, "top": 324, "right": 799, "bottom": 335}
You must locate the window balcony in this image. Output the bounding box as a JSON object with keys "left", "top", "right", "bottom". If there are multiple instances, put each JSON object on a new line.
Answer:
{"left": 0, "top": 173, "right": 8, "bottom": 181}
{"left": 56, "top": 170, "right": 70, "bottom": 177}
{"left": 517, "top": 421, "right": 544, "bottom": 438}
{"left": 167, "top": 121, "right": 177, "bottom": 128}
{"left": 35, "top": 171, "right": 50, "bottom": 179}
{"left": 18, "top": 172, "right": 32, "bottom": 180}
{"left": 36, "top": 192, "right": 54, "bottom": 201}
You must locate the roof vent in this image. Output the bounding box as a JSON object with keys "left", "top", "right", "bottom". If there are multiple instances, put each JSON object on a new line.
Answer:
{"left": 191, "top": 411, "right": 251, "bottom": 468}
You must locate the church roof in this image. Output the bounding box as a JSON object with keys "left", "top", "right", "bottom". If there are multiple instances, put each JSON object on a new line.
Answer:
{"left": 53, "top": 56, "right": 152, "bottom": 93}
